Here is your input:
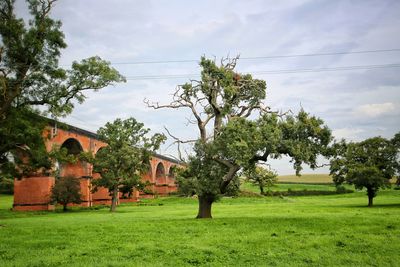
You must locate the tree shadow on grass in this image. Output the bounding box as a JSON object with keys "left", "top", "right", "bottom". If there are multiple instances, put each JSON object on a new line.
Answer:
{"left": 342, "top": 203, "right": 400, "bottom": 209}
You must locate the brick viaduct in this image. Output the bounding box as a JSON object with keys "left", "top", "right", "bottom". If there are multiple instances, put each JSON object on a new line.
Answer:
{"left": 13, "top": 121, "right": 182, "bottom": 211}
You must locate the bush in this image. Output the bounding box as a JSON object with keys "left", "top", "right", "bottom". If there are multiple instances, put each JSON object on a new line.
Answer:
{"left": 336, "top": 185, "right": 347, "bottom": 193}
{"left": 0, "top": 176, "right": 13, "bottom": 194}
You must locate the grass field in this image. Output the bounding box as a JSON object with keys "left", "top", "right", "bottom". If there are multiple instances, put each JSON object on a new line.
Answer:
{"left": 241, "top": 173, "right": 351, "bottom": 195}
{"left": 241, "top": 181, "right": 339, "bottom": 193}
{"left": 277, "top": 173, "right": 333, "bottom": 184}
{"left": 1, "top": 189, "right": 400, "bottom": 266}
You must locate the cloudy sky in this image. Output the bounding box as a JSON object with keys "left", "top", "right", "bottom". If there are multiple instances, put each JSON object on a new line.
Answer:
{"left": 17, "top": 0, "right": 400, "bottom": 174}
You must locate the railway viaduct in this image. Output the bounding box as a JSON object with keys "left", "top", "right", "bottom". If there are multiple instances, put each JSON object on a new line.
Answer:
{"left": 13, "top": 121, "right": 181, "bottom": 211}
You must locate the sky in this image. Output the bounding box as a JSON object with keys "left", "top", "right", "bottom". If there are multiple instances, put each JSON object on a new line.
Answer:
{"left": 16, "top": 0, "right": 400, "bottom": 174}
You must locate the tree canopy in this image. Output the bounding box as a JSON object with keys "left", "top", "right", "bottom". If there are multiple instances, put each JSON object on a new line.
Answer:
{"left": 330, "top": 134, "right": 399, "bottom": 206}
{"left": 91, "top": 118, "right": 165, "bottom": 212}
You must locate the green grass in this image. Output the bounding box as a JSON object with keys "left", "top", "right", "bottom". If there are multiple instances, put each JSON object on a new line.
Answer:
{"left": 277, "top": 173, "right": 333, "bottom": 184}
{"left": 241, "top": 181, "right": 340, "bottom": 193}
{"left": 1, "top": 191, "right": 400, "bottom": 266}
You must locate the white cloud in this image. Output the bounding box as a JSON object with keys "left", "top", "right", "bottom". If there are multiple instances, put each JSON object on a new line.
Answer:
{"left": 354, "top": 102, "right": 396, "bottom": 118}
{"left": 332, "top": 128, "right": 364, "bottom": 141}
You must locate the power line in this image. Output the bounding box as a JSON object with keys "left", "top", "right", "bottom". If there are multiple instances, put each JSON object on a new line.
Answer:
{"left": 124, "top": 63, "right": 400, "bottom": 80}
{"left": 112, "top": 48, "right": 400, "bottom": 65}
{"left": 1, "top": 48, "right": 399, "bottom": 68}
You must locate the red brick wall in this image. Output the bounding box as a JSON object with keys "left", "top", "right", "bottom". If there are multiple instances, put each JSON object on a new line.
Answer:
{"left": 13, "top": 176, "right": 55, "bottom": 211}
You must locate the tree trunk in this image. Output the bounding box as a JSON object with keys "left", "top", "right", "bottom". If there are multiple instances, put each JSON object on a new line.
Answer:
{"left": 259, "top": 184, "right": 264, "bottom": 195}
{"left": 196, "top": 196, "right": 214, "bottom": 219}
{"left": 368, "top": 195, "right": 373, "bottom": 207}
{"left": 63, "top": 203, "right": 67, "bottom": 212}
{"left": 110, "top": 187, "right": 118, "bottom": 212}
{"left": 367, "top": 187, "right": 374, "bottom": 207}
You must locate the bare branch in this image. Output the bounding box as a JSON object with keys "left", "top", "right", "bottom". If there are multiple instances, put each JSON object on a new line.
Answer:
{"left": 144, "top": 98, "right": 189, "bottom": 109}
{"left": 163, "top": 127, "right": 197, "bottom": 162}
{"left": 185, "top": 116, "right": 197, "bottom": 126}
{"left": 164, "top": 126, "right": 197, "bottom": 144}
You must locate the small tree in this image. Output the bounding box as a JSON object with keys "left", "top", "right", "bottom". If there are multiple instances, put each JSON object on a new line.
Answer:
{"left": 92, "top": 118, "right": 165, "bottom": 212}
{"left": 246, "top": 166, "right": 277, "bottom": 195}
{"left": 50, "top": 176, "right": 82, "bottom": 211}
{"left": 330, "top": 135, "right": 399, "bottom": 207}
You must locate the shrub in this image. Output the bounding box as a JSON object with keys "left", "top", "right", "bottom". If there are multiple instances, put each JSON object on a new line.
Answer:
{"left": 50, "top": 176, "right": 82, "bottom": 211}
{"left": 0, "top": 176, "right": 13, "bottom": 194}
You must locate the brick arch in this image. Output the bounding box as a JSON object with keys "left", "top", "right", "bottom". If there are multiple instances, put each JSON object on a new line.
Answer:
{"left": 155, "top": 162, "right": 166, "bottom": 184}
{"left": 166, "top": 164, "right": 177, "bottom": 183}
{"left": 94, "top": 145, "right": 107, "bottom": 155}
{"left": 60, "top": 138, "right": 83, "bottom": 155}
{"left": 59, "top": 138, "right": 88, "bottom": 178}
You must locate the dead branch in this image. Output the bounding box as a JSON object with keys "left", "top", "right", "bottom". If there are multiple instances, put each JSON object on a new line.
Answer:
{"left": 164, "top": 126, "right": 197, "bottom": 144}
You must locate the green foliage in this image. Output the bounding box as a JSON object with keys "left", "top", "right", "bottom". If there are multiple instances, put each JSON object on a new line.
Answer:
{"left": 0, "top": 108, "right": 51, "bottom": 179}
{"left": 50, "top": 176, "right": 82, "bottom": 211}
{"left": 245, "top": 166, "right": 277, "bottom": 194}
{"left": 176, "top": 142, "right": 229, "bottom": 202}
{"left": 0, "top": 176, "right": 13, "bottom": 194}
{"left": 0, "top": 0, "right": 124, "bottom": 179}
{"left": 91, "top": 117, "right": 165, "bottom": 211}
{"left": 330, "top": 134, "right": 399, "bottom": 206}
{"left": 224, "top": 175, "right": 241, "bottom": 197}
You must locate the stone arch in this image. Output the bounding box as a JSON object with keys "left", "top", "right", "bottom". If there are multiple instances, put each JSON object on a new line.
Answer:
{"left": 155, "top": 162, "right": 166, "bottom": 184}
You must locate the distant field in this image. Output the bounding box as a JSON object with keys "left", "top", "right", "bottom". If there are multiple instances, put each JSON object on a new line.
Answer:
{"left": 277, "top": 173, "right": 333, "bottom": 184}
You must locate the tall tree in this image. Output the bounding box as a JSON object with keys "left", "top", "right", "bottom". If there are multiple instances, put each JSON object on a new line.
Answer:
{"left": 330, "top": 134, "right": 399, "bottom": 207}
{"left": 147, "top": 57, "right": 332, "bottom": 218}
{"left": 91, "top": 118, "right": 165, "bottom": 212}
{"left": 0, "top": 0, "right": 125, "bottom": 178}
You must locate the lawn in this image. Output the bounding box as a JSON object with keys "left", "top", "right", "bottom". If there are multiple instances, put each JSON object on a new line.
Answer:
{"left": 0, "top": 191, "right": 399, "bottom": 266}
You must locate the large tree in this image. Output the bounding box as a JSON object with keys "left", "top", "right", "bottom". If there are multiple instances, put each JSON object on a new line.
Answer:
{"left": 147, "top": 57, "right": 332, "bottom": 218}
{"left": 91, "top": 118, "right": 165, "bottom": 212}
{"left": 0, "top": 0, "right": 125, "bottom": 178}
{"left": 330, "top": 134, "right": 399, "bottom": 207}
